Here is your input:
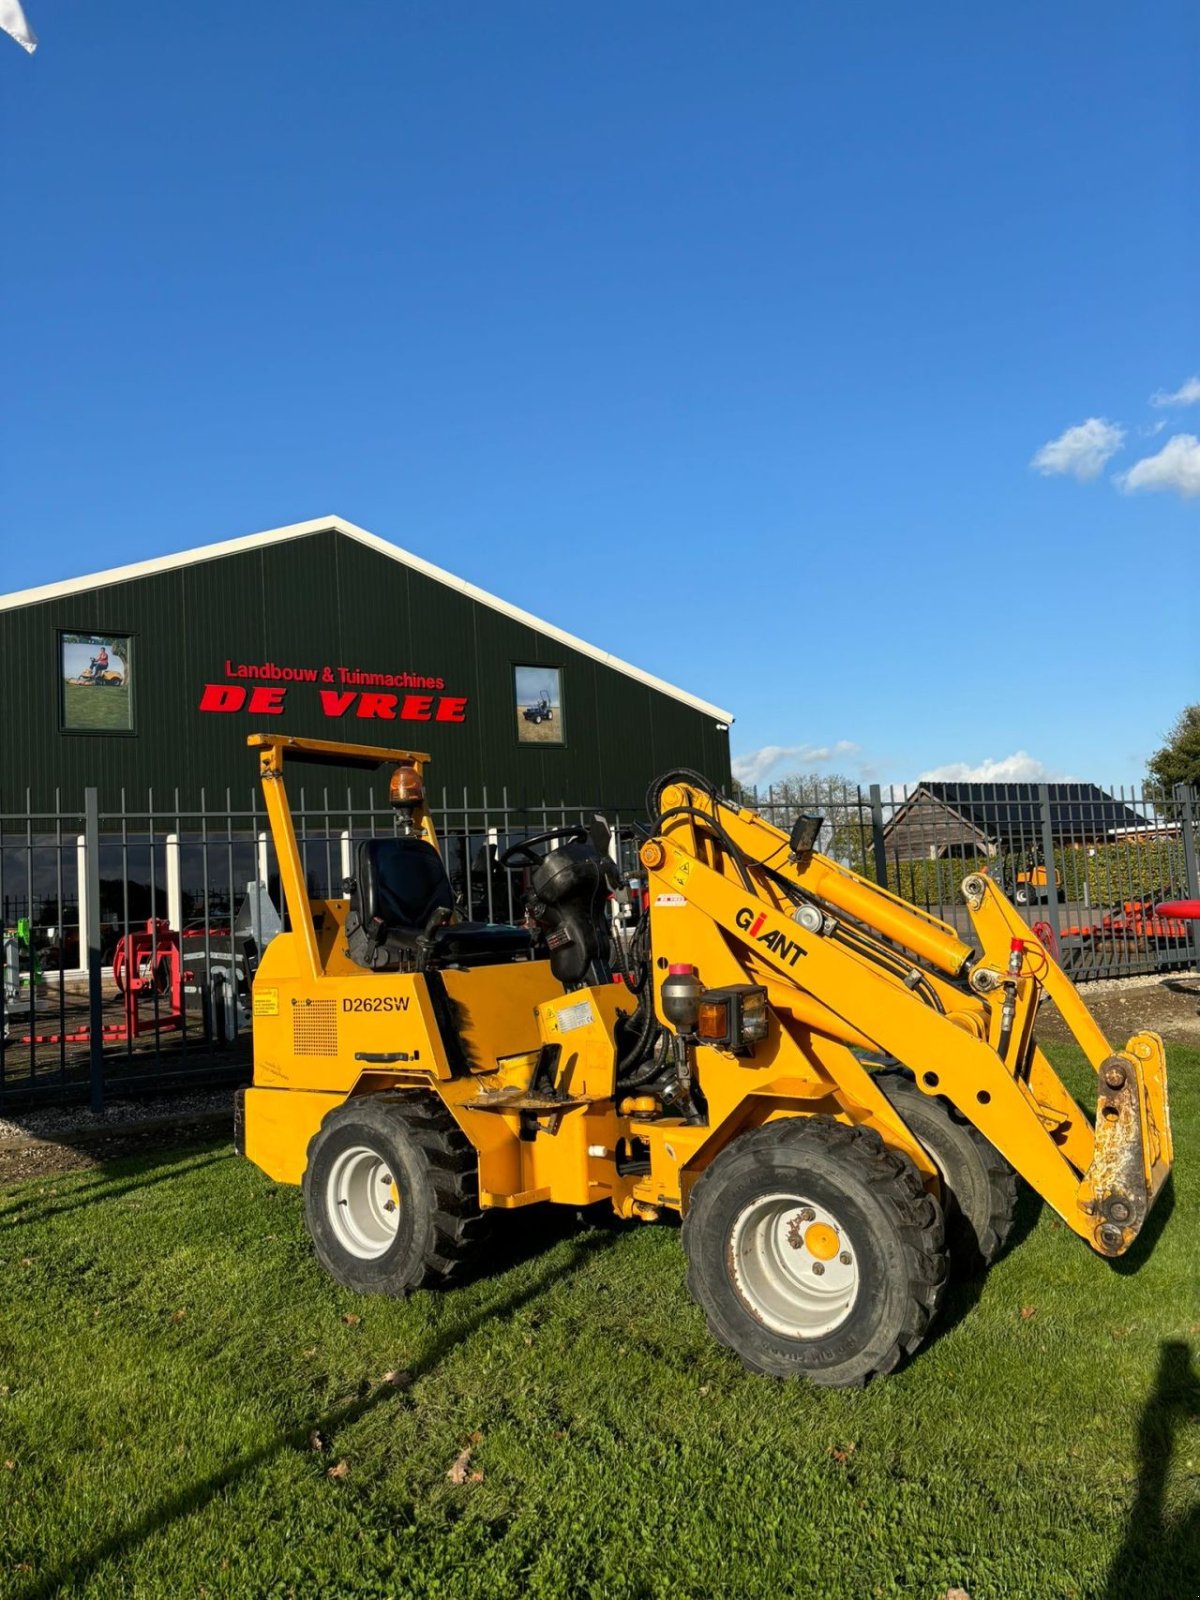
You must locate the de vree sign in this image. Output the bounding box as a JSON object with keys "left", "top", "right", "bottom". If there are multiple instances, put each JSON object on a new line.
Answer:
{"left": 198, "top": 660, "right": 469, "bottom": 723}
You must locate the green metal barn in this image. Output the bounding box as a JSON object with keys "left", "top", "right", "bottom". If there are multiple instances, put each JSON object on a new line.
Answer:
{"left": 0, "top": 516, "right": 733, "bottom": 811}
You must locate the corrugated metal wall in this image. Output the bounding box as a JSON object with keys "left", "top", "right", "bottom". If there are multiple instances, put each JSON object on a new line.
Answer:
{"left": 0, "top": 529, "right": 732, "bottom": 809}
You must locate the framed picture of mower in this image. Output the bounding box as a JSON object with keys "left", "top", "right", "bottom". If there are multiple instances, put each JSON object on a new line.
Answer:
{"left": 514, "top": 664, "right": 563, "bottom": 746}
{"left": 59, "top": 630, "right": 135, "bottom": 734}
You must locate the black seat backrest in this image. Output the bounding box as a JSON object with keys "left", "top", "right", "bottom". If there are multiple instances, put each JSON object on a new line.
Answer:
{"left": 346, "top": 837, "right": 455, "bottom": 969}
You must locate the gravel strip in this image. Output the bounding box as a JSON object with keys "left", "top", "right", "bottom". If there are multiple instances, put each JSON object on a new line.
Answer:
{"left": 1070, "top": 971, "right": 1196, "bottom": 996}
{"left": 0, "top": 1087, "right": 236, "bottom": 1147}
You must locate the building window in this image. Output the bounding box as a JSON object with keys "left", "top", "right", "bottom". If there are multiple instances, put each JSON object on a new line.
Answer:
{"left": 60, "top": 631, "right": 134, "bottom": 733}
{"left": 514, "top": 664, "right": 563, "bottom": 745}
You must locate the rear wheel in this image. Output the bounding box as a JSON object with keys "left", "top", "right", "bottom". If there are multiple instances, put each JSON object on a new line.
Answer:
{"left": 302, "top": 1092, "right": 487, "bottom": 1296}
{"left": 682, "top": 1116, "right": 946, "bottom": 1387}
{"left": 875, "top": 1066, "right": 1019, "bottom": 1272}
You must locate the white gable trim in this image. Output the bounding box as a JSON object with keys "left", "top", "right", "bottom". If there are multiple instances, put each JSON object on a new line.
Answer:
{"left": 0, "top": 515, "right": 735, "bottom": 723}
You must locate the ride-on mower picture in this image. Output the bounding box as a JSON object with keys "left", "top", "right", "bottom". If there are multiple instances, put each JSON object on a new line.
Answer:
{"left": 236, "top": 736, "right": 1172, "bottom": 1388}
{"left": 521, "top": 689, "right": 554, "bottom": 725}
{"left": 65, "top": 660, "right": 124, "bottom": 687}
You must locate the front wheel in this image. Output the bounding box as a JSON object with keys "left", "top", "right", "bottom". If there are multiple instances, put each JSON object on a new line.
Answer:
{"left": 302, "top": 1092, "right": 487, "bottom": 1296}
{"left": 875, "top": 1067, "right": 1018, "bottom": 1272}
{"left": 682, "top": 1117, "right": 946, "bottom": 1387}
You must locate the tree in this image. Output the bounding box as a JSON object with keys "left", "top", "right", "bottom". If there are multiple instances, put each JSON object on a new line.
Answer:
{"left": 1147, "top": 705, "right": 1200, "bottom": 806}
{"left": 732, "top": 769, "right": 870, "bottom": 869}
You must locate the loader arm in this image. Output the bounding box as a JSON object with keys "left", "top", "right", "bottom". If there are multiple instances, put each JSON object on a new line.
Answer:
{"left": 642, "top": 779, "right": 1172, "bottom": 1258}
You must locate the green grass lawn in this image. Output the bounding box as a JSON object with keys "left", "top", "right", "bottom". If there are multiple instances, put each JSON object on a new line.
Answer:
{"left": 62, "top": 682, "right": 132, "bottom": 733}
{"left": 0, "top": 1047, "right": 1196, "bottom": 1600}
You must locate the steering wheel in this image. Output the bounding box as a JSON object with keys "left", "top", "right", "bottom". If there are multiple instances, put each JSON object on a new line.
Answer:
{"left": 498, "top": 825, "right": 589, "bottom": 870}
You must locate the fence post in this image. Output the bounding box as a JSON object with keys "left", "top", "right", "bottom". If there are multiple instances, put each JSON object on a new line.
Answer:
{"left": 1174, "top": 784, "right": 1200, "bottom": 970}
{"left": 83, "top": 788, "right": 104, "bottom": 1114}
{"left": 868, "top": 785, "right": 888, "bottom": 886}
{"left": 165, "top": 833, "right": 182, "bottom": 932}
{"left": 1037, "top": 782, "right": 1061, "bottom": 941}
{"left": 74, "top": 832, "right": 89, "bottom": 981}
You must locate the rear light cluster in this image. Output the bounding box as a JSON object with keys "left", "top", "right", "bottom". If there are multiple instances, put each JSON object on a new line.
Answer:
{"left": 696, "top": 985, "right": 769, "bottom": 1048}
{"left": 661, "top": 965, "right": 769, "bottom": 1051}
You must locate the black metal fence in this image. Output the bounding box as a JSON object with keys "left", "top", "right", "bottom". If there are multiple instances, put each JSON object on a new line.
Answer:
{"left": 2, "top": 778, "right": 1197, "bottom": 1109}
{"left": 0, "top": 784, "right": 649, "bottom": 1110}
{"left": 744, "top": 776, "right": 1200, "bottom": 984}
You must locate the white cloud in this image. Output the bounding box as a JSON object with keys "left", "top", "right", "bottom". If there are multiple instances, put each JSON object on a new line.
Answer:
{"left": 732, "top": 741, "right": 859, "bottom": 788}
{"left": 918, "top": 751, "right": 1065, "bottom": 783}
{"left": 1030, "top": 417, "right": 1125, "bottom": 481}
{"left": 1117, "top": 433, "right": 1200, "bottom": 499}
{"left": 1150, "top": 376, "right": 1200, "bottom": 407}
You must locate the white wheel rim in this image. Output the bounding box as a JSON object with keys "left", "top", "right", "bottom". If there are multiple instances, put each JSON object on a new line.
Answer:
{"left": 728, "top": 1192, "right": 860, "bottom": 1338}
{"left": 326, "top": 1145, "right": 401, "bottom": 1260}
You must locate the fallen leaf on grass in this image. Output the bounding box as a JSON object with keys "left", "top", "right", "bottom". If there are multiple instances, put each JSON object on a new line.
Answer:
{"left": 3, "top": 1460, "right": 14, "bottom": 1471}
{"left": 1019, "top": 1306, "right": 1036, "bottom": 1321}
{"left": 382, "top": 1369, "right": 412, "bottom": 1389}
{"left": 940, "top": 1589, "right": 971, "bottom": 1600}
{"left": 326, "top": 1459, "right": 350, "bottom": 1481}
{"left": 19, "top": 1259, "right": 32, "bottom": 1269}
{"left": 698, "top": 1385, "right": 711, "bottom": 1397}
{"left": 341, "top": 1313, "right": 361, "bottom": 1327}
{"left": 308, "top": 1429, "right": 328, "bottom": 1453}
{"left": 169, "top": 1309, "right": 187, "bottom": 1324}
{"left": 447, "top": 1447, "right": 484, "bottom": 1485}
{"left": 828, "top": 1443, "right": 857, "bottom": 1464}
{"left": 467, "top": 1430, "right": 484, "bottom": 1445}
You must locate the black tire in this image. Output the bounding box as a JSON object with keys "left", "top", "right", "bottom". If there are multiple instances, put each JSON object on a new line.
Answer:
{"left": 682, "top": 1116, "right": 946, "bottom": 1388}
{"left": 875, "top": 1066, "right": 1019, "bottom": 1273}
{"left": 302, "top": 1092, "right": 487, "bottom": 1296}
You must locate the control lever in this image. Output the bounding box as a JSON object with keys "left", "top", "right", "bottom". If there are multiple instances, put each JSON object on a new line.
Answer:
{"left": 415, "top": 905, "right": 454, "bottom": 971}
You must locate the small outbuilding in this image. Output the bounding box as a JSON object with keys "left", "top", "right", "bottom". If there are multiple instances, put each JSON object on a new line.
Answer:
{"left": 882, "top": 782, "right": 1146, "bottom": 861}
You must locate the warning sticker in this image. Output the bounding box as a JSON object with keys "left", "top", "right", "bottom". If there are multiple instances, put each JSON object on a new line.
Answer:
{"left": 671, "top": 858, "right": 694, "bottom": 889}
{"left": 253, "top": 988, "right": 279, "bottom": 1018}
{"left": 557, "top": 999, "right": 595, "bottom": 1033}
{"left": 654, "top": 893, "right": 687, "bottom": 907}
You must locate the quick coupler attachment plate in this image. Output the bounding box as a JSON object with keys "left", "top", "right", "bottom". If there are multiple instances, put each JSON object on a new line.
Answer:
{"left": 1079, "top": 1031, "right": 1172, "bottom": 1256}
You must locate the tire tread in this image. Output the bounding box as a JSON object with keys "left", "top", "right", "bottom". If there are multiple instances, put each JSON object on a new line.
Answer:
{"left": 682, "top": 1115, "right": 946, "bottom": 1387}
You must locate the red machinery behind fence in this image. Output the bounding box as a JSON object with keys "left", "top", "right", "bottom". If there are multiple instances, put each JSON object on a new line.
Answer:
{"left": 24, "top": 919, "right": 186, "bottom": 1046}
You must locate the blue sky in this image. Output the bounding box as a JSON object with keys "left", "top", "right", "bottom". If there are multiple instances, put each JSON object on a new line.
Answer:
{"left": 2, "top": 1, "right": 1196, "bottom": 788}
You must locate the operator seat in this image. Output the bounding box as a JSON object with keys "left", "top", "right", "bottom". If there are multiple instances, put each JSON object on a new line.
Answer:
{"left": 344, "top": 837, "right": 533, "bottom": 972}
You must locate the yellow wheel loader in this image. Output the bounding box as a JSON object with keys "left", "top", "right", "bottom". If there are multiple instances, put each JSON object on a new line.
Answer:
{"left": 237, "top": 736, "right": 1173, "bottom": 1388}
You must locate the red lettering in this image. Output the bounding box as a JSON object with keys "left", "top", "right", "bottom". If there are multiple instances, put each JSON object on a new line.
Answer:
{"left": 435, "top": 696, "right": 468, "bottom": 723}
{"left": 319, "top": 690, "right": 357, "bottom": 718}
{"left": 199, "top": 683, "right": 246, "bottom": 713}
{"left": 248, "top": 686, "right": 287, "bottom": 715}
{"left": 356, "top": 693, "right": 397, "bottom": 720}
{"left": 400, "top": 695, "right": 434, "bottom": 721}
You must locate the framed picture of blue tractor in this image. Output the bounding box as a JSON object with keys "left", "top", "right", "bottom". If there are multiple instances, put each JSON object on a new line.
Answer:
{"left": 60, "top": 630, "right": 134, "bottom": 733}
{"left": 514, "top": 664, "right": 563, "bottom": 745}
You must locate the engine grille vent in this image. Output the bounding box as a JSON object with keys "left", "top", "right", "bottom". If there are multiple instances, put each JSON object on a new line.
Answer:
{"left": 292, "top": 1000, "right": 339, "bottom": 1057}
